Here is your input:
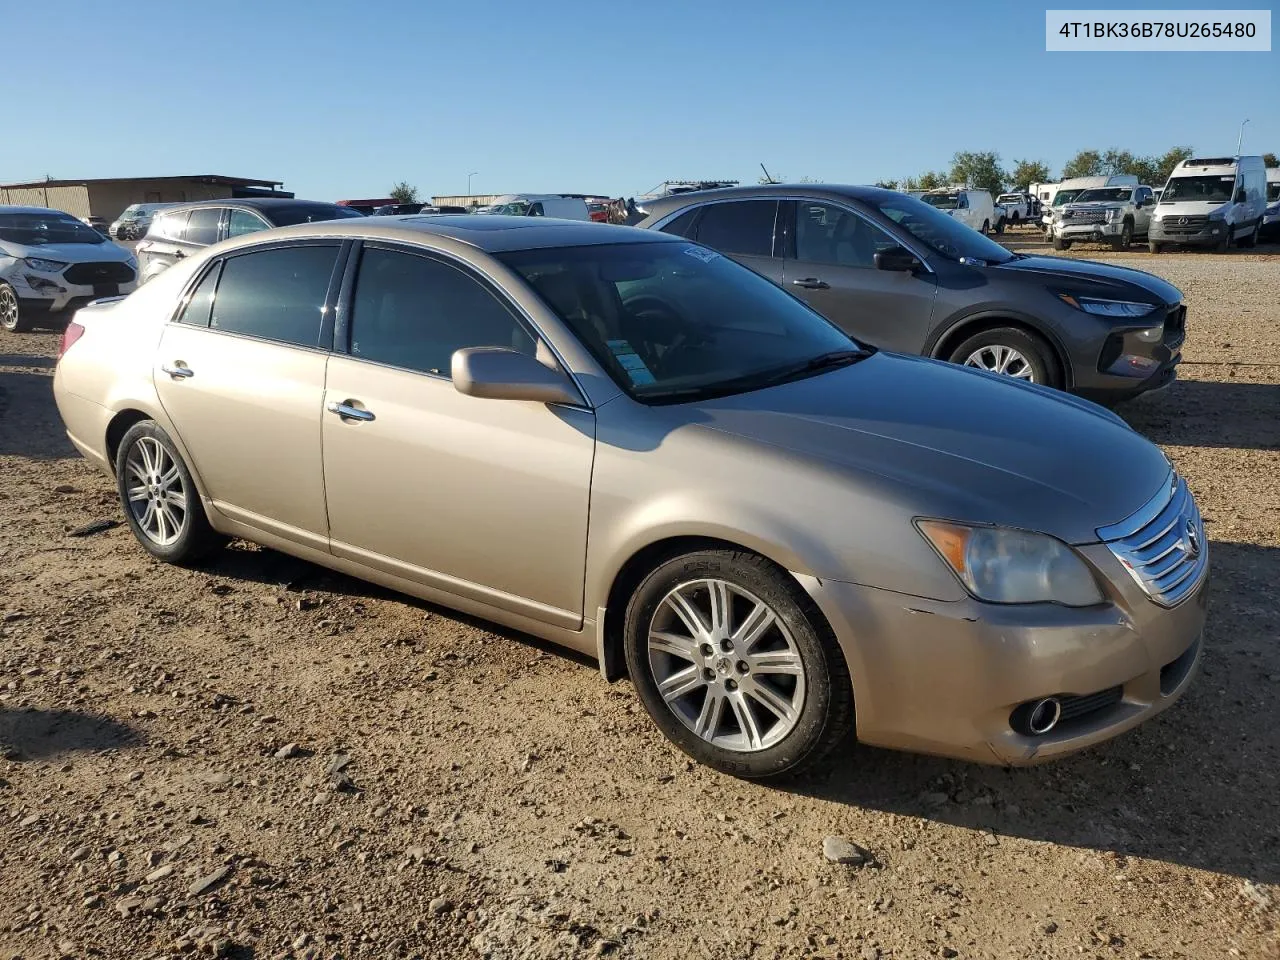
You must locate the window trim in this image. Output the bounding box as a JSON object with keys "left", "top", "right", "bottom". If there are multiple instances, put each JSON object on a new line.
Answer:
{"left": 677, "top": 198, "right": 781, "bottom": 259}
{"left": 334, "top": 240, "right": 589, "bottom": 407}
{"left": 164, "top": 237, "right": 348, "bottom": 353}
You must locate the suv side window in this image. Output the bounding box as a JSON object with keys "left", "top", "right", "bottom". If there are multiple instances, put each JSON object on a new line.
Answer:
{"left": 177, "top": 264, "right": 221, "bottom": 327}
{"left": 154, "top": 210, "right": 189, "bottom": 241}
{"left": 528, "top": 202, "right": 545, "bottom": 216}
{"left": 693, "top": 201, "right": 778, "bottom": 257}
{"left": 227, "top": 208, "right": 270, "bottom": 238}
{"left": 794, "top": 202, "right": 900, "bottom": 269}
{"left": 657, "top": 208, "right": 699, "bottom": 238}
{"left": 348, "top": 247, "right": 535, "bottom": 376}
{"left": 209, "top": 244, "right": 339, "bottom": 347}
{"left": 1136, "top": 187, "right": 1151, "bottom": 204}
{"left": 185, "top": 208, "right": 222, "bottom": 246}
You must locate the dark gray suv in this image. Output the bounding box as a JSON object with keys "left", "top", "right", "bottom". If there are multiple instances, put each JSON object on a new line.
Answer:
{"left": 638, "top": 185, "right": 1186, "bottom": 401}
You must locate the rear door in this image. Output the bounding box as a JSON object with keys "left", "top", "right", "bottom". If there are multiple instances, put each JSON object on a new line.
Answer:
{"left": 780, "top": 199, "right": 937, "bottom": 352}
{"left": 138, "top": 209, "right": 191, "bottom": 281}
{"left": 181, "top": 207, "right": 223, "bottom": 259}
{"left": 684, "top": 200, "right": 783, "bottom": 284}
{"left": 153, "top": 241, "right": 343, "bottom": 550}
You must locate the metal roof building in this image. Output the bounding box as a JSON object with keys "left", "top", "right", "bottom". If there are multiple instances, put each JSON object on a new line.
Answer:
{"left": 0, "top": 175, "right": 293, "bottom": 221}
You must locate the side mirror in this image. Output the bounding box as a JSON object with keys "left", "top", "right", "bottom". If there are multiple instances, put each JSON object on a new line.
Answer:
{"left": 1234, "top": 188, "right": 1247, "bottom": 203}
{"left": 452, "top": 346, "right": 582, "bottom": 405}
{"left": 874, "top": 247, "right": 923, "bottom": 272}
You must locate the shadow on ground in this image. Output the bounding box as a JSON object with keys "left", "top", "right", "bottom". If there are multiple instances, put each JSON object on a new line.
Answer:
{"left": 0, "top": 708, "right": 142, "bottom": 760}
{"left": 1123, "top": 377, "right": 1280, "bottom": 449}
{"left": 782, "top": 539, "right": 1280, "bottom": 886}
{"left": 0, "top": 370, "right": 77, "bottom": 458}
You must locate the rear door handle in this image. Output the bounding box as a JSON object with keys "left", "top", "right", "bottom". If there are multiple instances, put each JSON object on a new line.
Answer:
{"left": 161, "top": 363, "right": 194, "bottom": 379}
{"left": 326, "top": 400, "right": 375, "bottom": 422}
{"left": 792, "top": 278, "right": 829, "bottom": 290}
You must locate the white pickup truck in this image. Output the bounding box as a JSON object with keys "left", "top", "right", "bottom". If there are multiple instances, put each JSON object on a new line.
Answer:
{"left": 920, "top": 188, "right": 999, "bottom": 234}
{"left": 996, "top": 193, "right": 1030, "bottom": 225}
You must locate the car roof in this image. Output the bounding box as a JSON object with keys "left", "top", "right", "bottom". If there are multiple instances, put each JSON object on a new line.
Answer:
{"left": 217, "top": 215, "right": 683, "bottom": 254}
{"left": 161, "top": 197, "right": 347, "bottom": 213}
{"left": 637, "top": 183, "right": 906, "bottom": 221}
{"left": 0, "top": 205, "right": 77, "bottom": 216}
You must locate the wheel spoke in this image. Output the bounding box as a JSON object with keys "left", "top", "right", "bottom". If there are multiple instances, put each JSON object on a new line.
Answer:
{"left": 729, "top": 693, "right": 764, "bottom": 750}
{"left": 127, "top": 485, "right": 149, "bottom": 503}
{"left": 138, "top": 439, "right": 157, "bottom": 477}
{"left": 649, "top": 630, "right": 699, "bottom": 662}
{"left": 657, "top": 664, "right": 704, "bottom": 703}
{"left": 692, "top": 691, "right": 725, "bottom": 740}
{"left": 159, "top": 464, "right": 180, "bottom": 490}
{"left": 665, "top": 589, "right": 710, "bottom": 640}
{"left": 742, "top": 677, "right": 798, "bottom": 724}
{"left": 139, "top": 500, "right": 157, "bottom": 535}
{"left": 732, "top": 602, "right": 775, "bottom": 652}
{"left": 746, "top": 649, "right": 803, "bottom": 676}
{"left": 707, "top": 580, "right": 733, "bottom": 636}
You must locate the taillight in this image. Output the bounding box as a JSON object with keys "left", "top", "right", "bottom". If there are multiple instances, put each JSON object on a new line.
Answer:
{"left": 58, "top": 321, "right": 85, "bottom": 361}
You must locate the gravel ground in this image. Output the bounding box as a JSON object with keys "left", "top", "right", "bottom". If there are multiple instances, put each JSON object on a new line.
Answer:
{"left": 1, "top": 242, "right": 1278, "bottom": 960}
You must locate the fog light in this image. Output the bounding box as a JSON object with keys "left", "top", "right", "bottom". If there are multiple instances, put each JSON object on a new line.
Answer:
{"left": 1118, "top": 355, "right": 1159, "bottom": 374}
{"left": 24, "top": 274, "right": 66, "bottom": 294}
{"left": 1210, "top": 227, "right": 1221, "bottom": 235}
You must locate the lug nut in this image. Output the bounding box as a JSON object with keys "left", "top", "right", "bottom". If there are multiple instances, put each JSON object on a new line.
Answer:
{"left": 703, "top": 667, "right": 715, "bottom": 681}
{"left": 725, "top": 679, "right": 738, "bottom": 692}
{"left": 736, "top": 661, "right": 749, "bottom": 674}
{"left": 699, "top": 643, "right": 714, "bottom": 657}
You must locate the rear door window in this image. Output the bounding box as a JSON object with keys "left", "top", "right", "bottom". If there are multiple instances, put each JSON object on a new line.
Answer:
{"left": 185, "top": 208, "right": 222, "bottom": 246}
{"left": 209, "top": 244, "right": 339, "bottom": 347}
{"left": 227, "top": 209, "right": 270, "bottom": 238}
{"left": 692, "top": 201, "right": 778, "bottom": 257}
{"left": 177, "top": 265, "right": 221, "bottom": 327}
{"left": 657, "top": 208, "right": 699, "bottom": 238}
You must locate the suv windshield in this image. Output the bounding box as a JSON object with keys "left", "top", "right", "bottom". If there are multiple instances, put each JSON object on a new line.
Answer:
{"left": 0, "top": 213, "right": 106, "bottom": 246}
{"left": 480, "top": 201, "right": 530, "bottom": 216}
{"left": 498, "top": 241, "right": 867, "bottom": 403}
{"left": 870, "top": 194, "right": 1014, "bottom": 264}
{"left": 921, "top": 193, "right": 960, "bottom": 210}
{"left": 1161, "top": 175, "right": 1236, "bottom": 203}
{"left": 268, "top": 203, "right": 365, "bottom": 226}
{"left": 1051, "top": 189, "right": 1083, "bottom": 206}
{"left": 1075, "top": 188, "right": 1132, "bottom": 202}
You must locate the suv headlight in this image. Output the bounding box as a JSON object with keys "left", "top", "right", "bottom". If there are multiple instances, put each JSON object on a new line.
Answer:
{"left": 917, "top": 521, "right": 1103, "bottom": 606}
{"left": 1057, "top": 294, "right": 1157, "bottom": 318}
{"left": 24, "top": 257, "right": 69, "bottom": 273}
{"left": 1105, "top": 208, "right": 1121, "bottom": 222}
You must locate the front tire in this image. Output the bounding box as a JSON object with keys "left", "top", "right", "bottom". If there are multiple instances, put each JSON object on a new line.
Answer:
{"left": 1052, "top": 236, "right": 1070, "bottom": 251}
{"left": 0, "top": 282, "right": 34, "bottom": 333}
{"left": 1111, "top": 220, "right": 1133, "bottom": 251}
{"left": 950, "top": 326, "right": 1058, "bottom": 387}
{"left": 1241, "top": 221, "right": 1260, "bottom": 249}
{"left": 1217, "top": 227, "right": 1232, "bottom": 252}
{"left": 1148, "top": 241, "right": 1163, "bottom": 254}
{"left": 623, "top": 549, "right": 853, "bottom": 780}
{"left": 115, "top": 421, "right": 224, "bottom": 564}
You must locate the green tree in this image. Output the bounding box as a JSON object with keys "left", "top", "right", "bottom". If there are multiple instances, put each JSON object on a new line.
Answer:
{"left": 949, "top": 151, "right": 1006, "bottom": 196}
{"left": 874, "top": 179, "right": 900, "bottom": 190}
{"left": 1264, "top": 152, "right": 1278, "bottom": 168}
{"left": 1152, "top": 146, "right": 1193, "bottom": 184}
{"left": 917, "top": 169, "right": 949, "bottom": 190}
{"left": 1061, "top": 150, "right": 1104, "bottom": 179}
{"left": 1009, "top": 159, "right": 1051, "bottom": 191}
{"left": 389, "top": 181, "right": 419, "bottom": 204}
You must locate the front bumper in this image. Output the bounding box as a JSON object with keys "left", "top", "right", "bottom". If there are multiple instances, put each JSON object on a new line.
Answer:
{"left": 11, "top": 272, "right": 136, "bottom": 312}
{"left": 1149, "top": 219, "right": 1228, "bottom": 246}
{"left": 1055, "top": 220, "right": 1126, "bottom": 240}
{"left": 804, "top": 547, "right": 1207, "bottom": 765}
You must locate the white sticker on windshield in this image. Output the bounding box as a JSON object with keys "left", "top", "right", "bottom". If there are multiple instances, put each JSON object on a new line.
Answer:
{"left": 682, "top": 245, "right": 719, "bottom": 263}
{"left": 606, "top": 339, "right": 656, "bottom": 386}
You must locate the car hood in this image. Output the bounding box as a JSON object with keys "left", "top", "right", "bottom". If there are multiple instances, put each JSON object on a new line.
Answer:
{"left": 682, "top": 353, "right": 1171, "bottom": 545}
{"left": 1154, "top": 200, "right": 1229, "bottom": 217}
{"left": 989, "top": 254, "right": 1181, "bottom": 304}
{"left": 0, "top": 240, "right": 130, "bottom": 262}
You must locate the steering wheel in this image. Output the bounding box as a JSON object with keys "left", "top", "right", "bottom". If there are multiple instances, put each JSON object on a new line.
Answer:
{"left": 620, "top": 296, "right": 706, "bottom": 374}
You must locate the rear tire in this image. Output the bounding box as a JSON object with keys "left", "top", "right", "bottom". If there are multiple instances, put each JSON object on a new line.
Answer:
{"left": 0, "top": 282, "right": 34, "bottom": 333}
{"left": 949, "top": 326, "right": 1059, "bottom": 387}
{"left": 1052, "top": 236, "right": 1070, "bottom": 251}
{"left": 115, "top": 421, "right": 225, "bottom": 565}
{"left": 980, "top": 219, "right": 991, "bottom": 235}
{"left": 623, "top": 549, "right": 854, "bottom": 780}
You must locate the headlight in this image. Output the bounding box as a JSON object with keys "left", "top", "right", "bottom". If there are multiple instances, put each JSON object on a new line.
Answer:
{"left": 1105, "top": 208, "right": 1121, "bottom": 222}
{"left": 1133, "top": 324, "right": 1163, "bottom": 342}
{"left": 917, "top": 521, "right": 1103, "bottom": 606}
{"left": 24, "top": 257, "right": 69, "bottom": 273}
{"left": 1057, "top": 294, "right": 1157, "bottom": 318}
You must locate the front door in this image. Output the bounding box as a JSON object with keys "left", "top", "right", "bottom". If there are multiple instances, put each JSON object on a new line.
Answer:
{"left": 321, "top": 244, "right": 595, "bottom": 628}
{"left": 152, "top": 243, "right": 340, "bottom": 548}
{"left": 781, "top": 200, "right": 938, "bottom": 353}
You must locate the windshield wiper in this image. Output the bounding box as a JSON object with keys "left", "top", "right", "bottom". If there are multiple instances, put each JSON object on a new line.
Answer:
{"left": 640, "top": 348, "right": 875, "bottom": 404}
{"left": 753, "top": 348, "right": 876, "bottom": 387}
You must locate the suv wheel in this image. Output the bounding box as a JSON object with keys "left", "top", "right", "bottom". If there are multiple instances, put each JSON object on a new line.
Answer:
{"left": 980, "top": 219, "right": 991, "bottom": 235}
{"left": 1241, "top": 221, "right": 1260, "bottom": 249}
{"left": 950, "top": 327, "right": 1058, "bottom": 386}
{"left": 1148, "top": 241, "right": 1163, "bottom": 254}
{"left": 623, "top": 549, "right": 854, "bottom": 780}
{"left": 1111, "top": 220, "right": 1133, "bottom": 251}
{"left": 1217, "top": 226, "right": 1232, "bottom": 252}
{"left": 0, "top": 283, "right": 33, "bottom": 333}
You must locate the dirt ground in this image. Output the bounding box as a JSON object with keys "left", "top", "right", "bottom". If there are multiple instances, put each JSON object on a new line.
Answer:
{"left": 1, "top": 239, "right": 1278, "bottom": 960}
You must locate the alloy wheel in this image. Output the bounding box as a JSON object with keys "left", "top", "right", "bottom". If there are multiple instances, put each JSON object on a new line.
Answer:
{"left": 0, "top": 286, "right": 18, "bottom": 331}
{"left": 124, "top": 436, "right": 188, "bottom": 546}
{"left": 964, "top": 344, "right": 1036, "bottom": 380}
{"left": 646, "top": 578, "right": 807, "bottom": 753}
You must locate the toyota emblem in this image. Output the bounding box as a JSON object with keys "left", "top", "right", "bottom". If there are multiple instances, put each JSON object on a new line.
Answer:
{"left": 1183, "top": 518, "right": 1201, "bottom": 558}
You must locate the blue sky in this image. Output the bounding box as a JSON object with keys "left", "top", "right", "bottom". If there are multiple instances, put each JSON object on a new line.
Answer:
{"left": 2, "top": 0, "right": 1275, "bottom": 200}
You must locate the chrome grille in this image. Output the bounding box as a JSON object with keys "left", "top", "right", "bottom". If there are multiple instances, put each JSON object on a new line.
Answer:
{"left": 1098, "top": 473, "right": 1207, "bottom": 607}
{"left": 1064, "top": 210, "right": 1107, "bottom": 224}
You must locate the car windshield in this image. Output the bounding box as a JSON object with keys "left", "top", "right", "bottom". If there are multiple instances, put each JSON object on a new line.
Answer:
{"left": 268, "top": 204, "right": 365, "bottom": 226}
{"left": 1160, "top": 175, "right": 1235, "bottom": 203}
{"left": 869, "top": 194, "right": 1015, "bottom": 264}
{"left": 1268, "top": 183, "right": 1280, "bottom": 202}
{"left": 997, "top": 195, "right": 1022, "bottom": 203}
{"left": 921, "top": 193, "right": 960, "bottom": 210}
{"left": 0, "top": 213, "right": 106, "bottom": 245}
{"left": 480, "top": 201, "right": 530, "bottom": 216}
{"left": 498, "top": 241, "right": 868, "bottom": 403}
{"left": 1075, "top": 188, "right": 1132, "bottom": 202}
{"left": 1051, "top": 189, "right": 1083, "bottom": 206}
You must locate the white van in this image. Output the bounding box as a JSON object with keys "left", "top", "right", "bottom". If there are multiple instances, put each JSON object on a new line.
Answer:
{"left": 1260, "top": 166, "right": 1279, "bottom": 239}
{"left": 1041, "top": 175, "right": 1138, "bottom": 232}
{"left": 475, "top": 194, "right": 590, "bottom": 220}
{"left": 1149, "top": 156, "right": 1268, "bottom": 251}
{"left": 919, "top": 187, "right": 998, "bottom": 234}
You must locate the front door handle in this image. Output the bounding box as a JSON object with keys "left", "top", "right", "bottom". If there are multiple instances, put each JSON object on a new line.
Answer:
{"left": 161, "top": 363, "right": 194, "bottom": 379}
{"left": 792, "top": 278, "right": 829, "bottom": 290}
{"left": 326, "top": 400, "right": 375, "bottom": 422}
{"left": 173, "top": 250, "right": 185, "bottom": 260}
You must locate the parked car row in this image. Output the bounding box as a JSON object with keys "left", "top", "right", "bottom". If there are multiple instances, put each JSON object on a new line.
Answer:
{"left": 51, "top": 213, "right": 1207, "bottom": 780}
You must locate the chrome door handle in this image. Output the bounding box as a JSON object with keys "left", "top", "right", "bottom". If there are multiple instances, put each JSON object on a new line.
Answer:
{"left": 326, "top": 400, "right": 375, "bottom": 422}
{"left": 792, "top": 278, "right": 829, "bottom": 290}
{"left": 162, "top": 364, "right": 194, "bottom": 379}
